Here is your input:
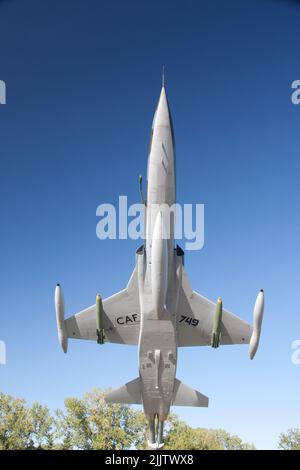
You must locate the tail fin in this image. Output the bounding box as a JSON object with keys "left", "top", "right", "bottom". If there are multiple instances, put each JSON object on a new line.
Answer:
{"left": 105, "top": 377, "right": 142, "bottom": 405}
{"left": 172, "top": 379, "right": 209, "bottom": 407}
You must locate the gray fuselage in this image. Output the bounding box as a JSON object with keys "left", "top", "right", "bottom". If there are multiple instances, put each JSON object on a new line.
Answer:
{"left": 137, "top": 86, "right": 181, "bottom": 421}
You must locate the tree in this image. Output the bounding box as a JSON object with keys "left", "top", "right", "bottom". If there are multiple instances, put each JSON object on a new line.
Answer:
{"left": 164, "top": 422, "right": 221, "bottom": 450}
{"left": 30, "top": 402, "right": 54, "bottom": 449}
{"left": 0, "top": 392, "right": 33, "bottom": 449}
{"left": 55, "top": 388, "right": 146, "bottom": 450}
{"left": 278, "top": 428, "right": 300, "bottom": 450}
{"left": 0, "top": 389, "right": 256, "bottom": 450}
{"left": 211, "top": 429, "right": 255, "bottom": 450}
{"left": 164, "top": 418, "right": 255, "bottom": 450}
{"left": 0, "top": 392, "right": 54, "bottom": 450}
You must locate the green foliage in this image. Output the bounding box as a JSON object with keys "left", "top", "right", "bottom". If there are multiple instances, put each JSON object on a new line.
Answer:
{"left": 211, "top": 429, "right": 255, "bottom": 450}
{"left": 0, "top": 392, "right": 32, "bottom": 449}
{"left": 5, "top": 389, "right": 296, "bottom": 450}
{"left": 278, "top": 428, "right": 300, "bottom": 450}
{"left": 164, "top": 417, "right": 255, "bottom": 450}
{"left": 55, "top": 388, "right": 146, "bottom": 449}
{"left": 30, "top": 402, "right": 54, "bottom": 449}
{"left": 164, "top": 420, "right": 221, "bottom": 450}
{"left": 0, "top": 392, "right": 53, "bottom": 449}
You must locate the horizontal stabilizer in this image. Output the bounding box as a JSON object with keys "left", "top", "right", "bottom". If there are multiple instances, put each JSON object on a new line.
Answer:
{"left": 105, "top": 377, "right": 142, "bottom": 405}
{"left": 172, "top": 379, "right": 209, "bottom": 407}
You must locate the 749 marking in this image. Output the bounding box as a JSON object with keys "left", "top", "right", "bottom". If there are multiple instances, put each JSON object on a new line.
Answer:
{"left": 179, "top": 315, "right": 199, "bottom": 327}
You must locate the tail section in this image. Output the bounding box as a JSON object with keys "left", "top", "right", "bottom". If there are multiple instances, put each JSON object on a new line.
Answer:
{"left": 172, "top": 378, "right": 209, "bottom": 407}
{"left": 105, "top": 377, "right": 142, "bottom": 405}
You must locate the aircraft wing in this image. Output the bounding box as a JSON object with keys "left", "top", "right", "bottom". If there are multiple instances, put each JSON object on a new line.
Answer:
{"left": 177, "top": 268, "right": 252, "bottom": 347}
{"left": 64, "top": 267, "right": 140, "bottom": 345}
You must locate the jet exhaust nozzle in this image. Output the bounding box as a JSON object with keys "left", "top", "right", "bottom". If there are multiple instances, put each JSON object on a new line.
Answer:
{"left": 55, "top": 284, "right": 68, "bottom": 353}
{"left": 147, "top": 420, "right": 164, "bottom": 449}
{"left": 249, "top": 289, "right": 264, "bottom": 360}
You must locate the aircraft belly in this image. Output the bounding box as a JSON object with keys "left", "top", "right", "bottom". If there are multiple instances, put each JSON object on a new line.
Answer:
{"left": 139, "top": 318, "right": 177, "bottom": 418}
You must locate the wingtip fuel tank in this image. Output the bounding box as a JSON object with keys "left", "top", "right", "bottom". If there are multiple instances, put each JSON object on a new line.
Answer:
{"left": 249, "top": 289, "right": 264, "bottom": 360}
{"left": 54, "top": 284, "right": 68, "bottom": 353}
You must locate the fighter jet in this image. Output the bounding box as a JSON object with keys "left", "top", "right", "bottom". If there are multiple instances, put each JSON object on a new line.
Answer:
{"left": 55, "top": 74, "right": 264, "bottom": 449}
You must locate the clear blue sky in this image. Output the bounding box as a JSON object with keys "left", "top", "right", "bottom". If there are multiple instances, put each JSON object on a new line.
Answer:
{"left": 1, "top": 0, "right": 300, "bottom": 449}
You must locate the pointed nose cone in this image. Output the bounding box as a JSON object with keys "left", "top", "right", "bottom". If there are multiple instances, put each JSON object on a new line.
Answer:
{"left": 153, "top": 86, "right": 171, "bottom": 128}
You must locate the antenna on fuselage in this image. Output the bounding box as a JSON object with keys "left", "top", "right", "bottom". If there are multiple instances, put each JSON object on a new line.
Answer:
{"left": 139, "top": 174, "right": 146, "bottom": 206}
